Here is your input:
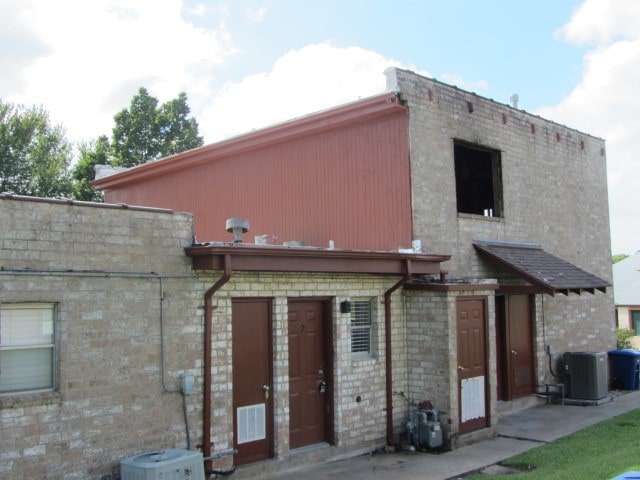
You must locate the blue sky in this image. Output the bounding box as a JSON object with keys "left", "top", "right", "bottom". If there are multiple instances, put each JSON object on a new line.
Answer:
{"left": 1, "top": 0, "right": 638, "bottom": 254}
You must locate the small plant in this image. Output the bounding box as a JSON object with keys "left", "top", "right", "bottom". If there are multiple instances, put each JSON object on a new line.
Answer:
{"left": 616, "top": 328, "right": 635, "bottom": 350}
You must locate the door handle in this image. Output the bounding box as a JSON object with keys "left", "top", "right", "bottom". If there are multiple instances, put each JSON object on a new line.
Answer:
{"left": 511, "top": 350, "right": 519, "bottom": 356}
{"left": 458, "top": 365, "right": 464, "bottom": 371}
{"left": 262, "top": 384, "right": 270, "bottom": 399}
{"left": 317, "top": 380, "right": 327, "bottom": 393}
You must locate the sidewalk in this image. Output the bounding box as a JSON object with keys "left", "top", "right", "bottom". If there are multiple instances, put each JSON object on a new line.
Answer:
{"left": 264, "top": 390, "right": 640, "bottom": 480}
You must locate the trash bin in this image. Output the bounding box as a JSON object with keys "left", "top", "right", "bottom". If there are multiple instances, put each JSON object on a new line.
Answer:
{"left": 611, "top": 472, "right": 640, "bottom": 479}
{"left": 608, "top": 349, "right": 640, "bottom": 390}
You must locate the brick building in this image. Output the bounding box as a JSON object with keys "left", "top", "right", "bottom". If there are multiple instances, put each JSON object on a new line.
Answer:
{"left": 1, "top": 69, "right": 614, "bottom": 478}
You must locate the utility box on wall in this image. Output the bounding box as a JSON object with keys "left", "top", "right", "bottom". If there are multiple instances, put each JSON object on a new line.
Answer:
{"left": 564, "top": 351, "right": 609, "bottom": 400}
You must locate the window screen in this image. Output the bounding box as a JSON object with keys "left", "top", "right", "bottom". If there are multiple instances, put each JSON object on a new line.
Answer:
{"left": 0, "top": 303, "right": 55, "bottom": 393}
{"left": 351, "top": 299, "right": 373, "bottom": 355}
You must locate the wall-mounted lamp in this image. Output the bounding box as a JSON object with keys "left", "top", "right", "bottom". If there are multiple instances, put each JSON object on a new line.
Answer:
{"left": 340, "top": 300, "right": 352, "bottom": 314}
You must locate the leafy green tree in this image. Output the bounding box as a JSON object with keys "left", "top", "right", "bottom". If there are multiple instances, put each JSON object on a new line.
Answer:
{"left": 110, "top": 88, "right": 203, "bottom": 167}
{"left": 613, "top": 253, "right": 630, "bottom": 264}
{"left": 72, "top": 135, "right": 109, "bottom": 202}
{"left": 0, "top": 100, "right": 72, "bottom": 198}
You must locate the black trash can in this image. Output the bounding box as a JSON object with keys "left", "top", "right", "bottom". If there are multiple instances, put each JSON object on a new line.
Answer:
{"left": 608, "top": 349, "right": 640, "bottom": 390}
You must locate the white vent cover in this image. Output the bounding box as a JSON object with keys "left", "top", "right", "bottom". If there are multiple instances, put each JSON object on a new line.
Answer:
{"left": 120, "top": 449, "right": 204, "bottom": 480}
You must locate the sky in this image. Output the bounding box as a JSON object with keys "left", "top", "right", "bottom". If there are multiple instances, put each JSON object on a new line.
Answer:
{"left": 1, "top": 0, "right": 638, "bottom": 255}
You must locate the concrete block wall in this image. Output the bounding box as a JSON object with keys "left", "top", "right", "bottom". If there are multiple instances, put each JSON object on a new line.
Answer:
{"left": 388, "top": 68, "right": 615, "bottom": 381}
{"left": 0, "top": 197, "right": 202, "bottom": 479}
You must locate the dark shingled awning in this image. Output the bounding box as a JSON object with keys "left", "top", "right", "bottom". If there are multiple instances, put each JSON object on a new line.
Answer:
{"left": 473, "top": 240, "right": 610, "bottom": 296}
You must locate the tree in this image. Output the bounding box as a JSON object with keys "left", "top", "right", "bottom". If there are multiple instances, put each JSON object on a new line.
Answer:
{"left": 613, "top": 254, "right": 630, "bottom": 264}
{"left": 110, "top": 88, "right": 203, "bottom": 167}
{"left": 0, "top": 100, "right": 73, "bottom": 198}
{"left": 72, "top": 136, "right": 109, "bottom": 202}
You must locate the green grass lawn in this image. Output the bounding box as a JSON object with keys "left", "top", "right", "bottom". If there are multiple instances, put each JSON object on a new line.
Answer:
{"left": 463, "top": 408, "right": 640, "bottom": 479}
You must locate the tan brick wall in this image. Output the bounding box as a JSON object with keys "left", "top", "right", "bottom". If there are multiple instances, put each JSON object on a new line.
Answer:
{"left": 206, "top": 272, "right": 400, "bottom": 457}
{"left": 0, "top": 197, "right": 413, "bottom": 478}
{"left": 1, "top": 198, "right": 202, "bottom": 479}
{"left": 389, "top": 68, "right": 615, "bottom": 385}
{"left": 404, "top": 288, "right": 497, "bottom": 448}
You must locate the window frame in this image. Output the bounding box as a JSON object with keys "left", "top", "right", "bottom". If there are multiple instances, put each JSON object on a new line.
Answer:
{"left": 631, "top": 310, "right": 640, "bottom": 336}
{"left": 350, "top": 298, "right": 374, "bottom": 358}
{"left": 453, "top": 140, "right": 503, "bottom": 218}
{"left": 0, "top": 303, "right": 57, "bottom": 395}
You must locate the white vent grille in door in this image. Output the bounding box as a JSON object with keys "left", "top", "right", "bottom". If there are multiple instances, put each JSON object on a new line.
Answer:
{"left": 237, "top": 403, "right": 265, "bottom": 444}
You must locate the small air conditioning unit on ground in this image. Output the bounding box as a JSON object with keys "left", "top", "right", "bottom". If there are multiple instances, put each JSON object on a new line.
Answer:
{"left": 120, "top": 449, "right": 204, "bottom": 480}
{"left": 564, "top": 351, "right": 608, "bottom": 400}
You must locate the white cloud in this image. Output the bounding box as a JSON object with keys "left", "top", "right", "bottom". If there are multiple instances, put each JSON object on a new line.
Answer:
{"left": 2, "top": 0, "right": 231, "bottom": 143}
{"left": 540, "top": 0, "right": 640, "bottom": 254}
{"left": 199, "top": 43, "right": 428, "bottom": 142}
{"left": 557, "top": 0, "right": 640, "bottom": 45}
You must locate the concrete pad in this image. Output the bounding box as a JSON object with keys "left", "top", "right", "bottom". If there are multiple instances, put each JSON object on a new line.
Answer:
{"left": 247, "top": 390, "right": 640, "bottom": 480}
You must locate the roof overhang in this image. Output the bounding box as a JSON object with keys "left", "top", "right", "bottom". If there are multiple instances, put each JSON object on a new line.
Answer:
{"left": 185, "top": 243, "right": 450, "bottom": 276}
{"left": 473, "top": 240, "right": 610, "bottom": 296}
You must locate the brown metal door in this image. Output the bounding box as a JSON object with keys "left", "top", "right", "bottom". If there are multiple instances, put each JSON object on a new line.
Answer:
{"left": 288, "top": 300, "right": 331, "bottom": 448}
{"left": 232, "top": 299, "right": 273, "bottom": 465}
{"left": 457, "top": 298, "right": 488, "bottom": 433}
{"left": 507, "top": 295, "right": 534, "bottom": 398}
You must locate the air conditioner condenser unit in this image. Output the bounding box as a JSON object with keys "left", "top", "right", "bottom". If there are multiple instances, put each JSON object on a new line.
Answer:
{"left": 120, "top": 449, "right": 204, "bottom": 480}
{"left": 564, "top": 351, "right": 609, "bottom": 400}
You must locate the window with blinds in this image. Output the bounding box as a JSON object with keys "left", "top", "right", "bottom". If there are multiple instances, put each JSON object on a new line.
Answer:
{"left": 351, "top": 299, "right": 373, "bottom": 355}
{"left": 0, "top": 303, "right": 56, "bottom": 394}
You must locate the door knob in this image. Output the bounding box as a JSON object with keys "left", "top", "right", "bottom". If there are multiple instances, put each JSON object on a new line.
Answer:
{"left": 511, "top": 350, "right": 519, "bottom": 356}
{"left": 262, "top": 384, "right": 270, "bottom": 399}
{"left": 458, "top": 365, "right": 464, "bottom": 371}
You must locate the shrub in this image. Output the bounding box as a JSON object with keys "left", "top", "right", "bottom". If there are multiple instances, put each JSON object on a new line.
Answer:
{"left": 616, "top": 328, "right": 635, "bottom": 350}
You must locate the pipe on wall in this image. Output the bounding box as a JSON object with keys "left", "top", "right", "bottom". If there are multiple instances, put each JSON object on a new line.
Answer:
{"left": 383, "top": 259, "right": 412, "bottom": 446}
{"left": 202, "top": 254, "right": 232, "bottom": 476}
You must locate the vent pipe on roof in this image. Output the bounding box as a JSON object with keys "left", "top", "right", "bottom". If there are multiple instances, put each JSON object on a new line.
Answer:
{"left": 226, "top": 218, "right": 249, "bottom": 243}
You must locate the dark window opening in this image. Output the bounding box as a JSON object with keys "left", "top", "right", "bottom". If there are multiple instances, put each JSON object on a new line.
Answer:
{"left": 454, "top": 141, "right": 503, "bottom": 217}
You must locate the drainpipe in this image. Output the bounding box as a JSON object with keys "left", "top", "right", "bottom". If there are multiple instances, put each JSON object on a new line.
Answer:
{"left": 384, "top": 259, "right": 412, "bottom": 446}
{"left": 202, "top": 254, "right": 231, "bottom": 475}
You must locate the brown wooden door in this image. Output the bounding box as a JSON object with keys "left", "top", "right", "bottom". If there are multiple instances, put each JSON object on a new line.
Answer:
{"left": 495, "top": 294, "right": 534, "bottom": 400}
{"left": 457, "top": 298, "right": 488, "bottom": 433}
{"left": 232, "top": 299, "right": 273, "bottom": 465}
{"left": 506, "top": 295, "right": 534, "bottom": 398}
{"left": 495, "top": 296, "right": 507, "bottom": 401}
{"left": 288, "top": 300, "right": 331, "bottom": 448}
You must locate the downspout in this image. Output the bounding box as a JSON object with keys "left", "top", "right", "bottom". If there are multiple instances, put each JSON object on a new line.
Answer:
{"left": 203, "top": 254, "right": 231, "bottom": 475}
{"left": 384, "top": 259, "right": 412, "bottom": 446}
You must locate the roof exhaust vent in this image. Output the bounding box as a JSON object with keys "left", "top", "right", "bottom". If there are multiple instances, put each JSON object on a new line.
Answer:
{"left": 226, "top": 218, "right": 249, "bottom": 243}
{"left": 510, "top": 93, "right": 519, "bottom": 109}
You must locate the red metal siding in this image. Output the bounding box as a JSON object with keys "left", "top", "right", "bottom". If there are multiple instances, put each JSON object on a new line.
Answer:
{"left": 103, "top": 112, "right": 412, "bottom": 251}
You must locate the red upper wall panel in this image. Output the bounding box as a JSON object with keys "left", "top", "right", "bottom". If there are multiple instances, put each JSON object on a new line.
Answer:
{"left": 96, "top": 94, "right": 412, "bottom": 251}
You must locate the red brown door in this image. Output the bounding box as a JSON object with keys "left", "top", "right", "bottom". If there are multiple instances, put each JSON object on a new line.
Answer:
{"left": 506, "top": 295, "right": 534, "bottom": 398}
{"left": 288, "top": 300, "right": 331, "bottom": 448}
{"left": 232, "top": 299, "right": 273, "bottom": 465}
{"left": 457, "top": 298, "right": 488, "bottom": 433}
